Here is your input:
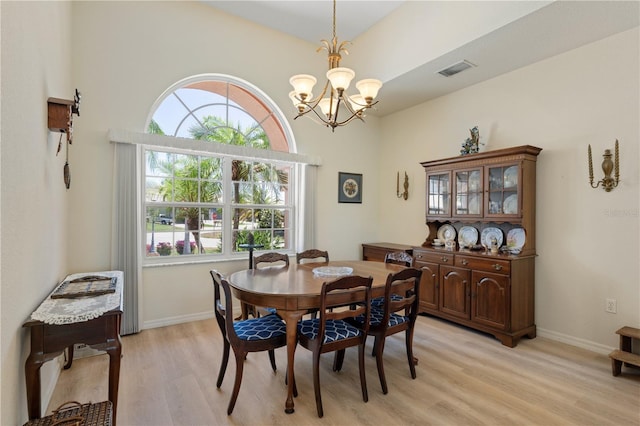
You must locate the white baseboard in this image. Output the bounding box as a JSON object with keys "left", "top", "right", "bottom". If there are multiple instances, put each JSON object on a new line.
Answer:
{"left": 537, "top": 327, "right": 614, "bottom": 355}
{"left": 41, "top": 355, "right": 64, "bottom": 414}
{"left": 143, "top": 310, "right": 215, "bottom": 330}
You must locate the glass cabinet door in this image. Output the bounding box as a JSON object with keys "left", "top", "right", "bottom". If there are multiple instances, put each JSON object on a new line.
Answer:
{"left": 486, "top": 163, "right": 520, "bottom": 216}
{"left": 427, "top": 172, "right": 451, "bottom": 217}
{"left": 454, "top": 168, "right": 483, "bottom": 217}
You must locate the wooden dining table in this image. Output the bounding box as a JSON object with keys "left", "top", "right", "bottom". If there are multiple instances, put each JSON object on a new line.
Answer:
{"left": 227, "top": 260, "right": 404, "bottom": 414}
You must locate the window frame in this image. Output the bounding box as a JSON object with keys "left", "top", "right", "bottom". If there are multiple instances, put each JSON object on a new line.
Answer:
{"left": 143, "top": 145, "right": 296, "bottom": 265}
{"left": 141, "top": 73, "right": 301, "bottom": 266}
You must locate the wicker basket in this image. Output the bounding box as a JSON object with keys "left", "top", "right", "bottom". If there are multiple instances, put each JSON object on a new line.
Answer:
{"left": 24, "top": 401, "right": 112, "bottom": 426}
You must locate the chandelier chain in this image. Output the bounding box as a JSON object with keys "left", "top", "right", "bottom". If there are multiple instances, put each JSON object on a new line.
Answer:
{"left": 287, "top": 0, "right": 382, "bottom": 131}
{"left": 332, "top": 0, "right": 337, "bottom": 40}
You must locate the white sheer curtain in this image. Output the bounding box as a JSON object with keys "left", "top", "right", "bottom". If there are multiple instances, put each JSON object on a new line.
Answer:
{"left": 296, "top": 163, "right": 318, "bottom": 251}
{"left": 111, "top": 142, "right": 141, "bottom": 335}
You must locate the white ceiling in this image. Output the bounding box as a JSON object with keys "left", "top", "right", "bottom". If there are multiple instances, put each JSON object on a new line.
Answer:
{"left": 205, "top": 1, "right": 639, "bottom": 116}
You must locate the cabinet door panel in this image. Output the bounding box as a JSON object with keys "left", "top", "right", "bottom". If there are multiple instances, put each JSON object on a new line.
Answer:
{"left": 472, "top": 271, "right": 510, "bottom": 330}
{"left": 485, "top": 162, "right": 521, "bottom": 218}
{"left": 416, "top": 261, "right": 438, "bottom": 311}
{"left": 453, "top": 167, "right": 483, "bottom": 218}
{"left": 440, "top": 266, "right": 470, "bottom": 319}
{"left": 426, "top": 171, "right": 452, "bottom": 218}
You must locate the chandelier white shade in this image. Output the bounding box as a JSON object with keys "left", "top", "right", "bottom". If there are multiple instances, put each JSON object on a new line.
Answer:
{"left": 288, "top": 0, "right": 382, "bottom": 131}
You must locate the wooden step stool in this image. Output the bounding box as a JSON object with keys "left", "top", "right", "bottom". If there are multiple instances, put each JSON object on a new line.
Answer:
{"left": 609, "top": 326, "right": 640, "bottom": 376}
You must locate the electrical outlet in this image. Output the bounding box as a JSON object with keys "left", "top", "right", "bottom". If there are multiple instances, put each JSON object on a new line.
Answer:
{"left": 606, "top": 298, "right": 617, "bottom": 314}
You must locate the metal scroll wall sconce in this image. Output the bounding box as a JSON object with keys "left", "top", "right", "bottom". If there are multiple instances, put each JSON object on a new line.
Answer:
{"left": 396, "top": 171, "right": 409, "bottom": 200}
{"left": 588, "top": 140, "right": 620, "bottom": 192}
{"left": 48, "top": 89, "right": 81, "bottom": 189}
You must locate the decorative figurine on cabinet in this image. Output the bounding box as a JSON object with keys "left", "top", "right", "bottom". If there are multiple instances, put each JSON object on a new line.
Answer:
{"left": 460, "top": 126, "right": 481, "bottom": 155}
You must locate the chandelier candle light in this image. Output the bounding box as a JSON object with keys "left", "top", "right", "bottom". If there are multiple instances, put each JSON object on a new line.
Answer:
{"left": 289, "top": 0, "right": 382, "bottom": 131}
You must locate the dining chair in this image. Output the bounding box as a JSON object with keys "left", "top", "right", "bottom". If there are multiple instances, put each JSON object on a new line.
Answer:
{"left": 296, "top": 275, "right": 373, "bottom": 418}
{"left": 384, "top": 250, "right": 413, "bottom": 267}
{"left": 296, "top": 249, "right": 329, "bottom": 264}
{"left": 340, "top": 267, "right": 422, "bottom": 395}
{"left": 369, "top": 251, "right": 414, "bottom": 308}
{"left": 253, "top": 252, "right": 290, "bottom": 268}
{"left": 210, "top": 270, "right": 288, "bottom": 415}
{"left": 295, "top": 249, "right": 329, "bottom": 319}
{"left": 249, "top": 252, "right": 290, "bottom": 317}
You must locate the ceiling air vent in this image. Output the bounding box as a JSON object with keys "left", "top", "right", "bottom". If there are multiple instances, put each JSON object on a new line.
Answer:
{"left": 437, "top": 60, "right": 475, "bottom": 77}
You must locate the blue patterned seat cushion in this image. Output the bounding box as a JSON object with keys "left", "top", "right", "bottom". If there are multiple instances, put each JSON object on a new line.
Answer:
{"left": 233, "top": 314, "right": 286, "bottom": 341}
{"left": 371, "top": 293, "right": 403, "bottom": 307}
{"left": 355, "top": 306, "right": 408, "bottom": 327}
{"left": 298, "top": 319, "right": 362, "bottom": 343}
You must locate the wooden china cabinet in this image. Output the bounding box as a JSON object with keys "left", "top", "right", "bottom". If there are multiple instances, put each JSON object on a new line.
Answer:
{"left": 416, "top": 145, "right": 541, "bottom": 347}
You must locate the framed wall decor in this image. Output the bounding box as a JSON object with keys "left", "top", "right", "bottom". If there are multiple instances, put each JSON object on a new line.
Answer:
{"left": 338, "top": 172, "right": 362, "bottom": 203}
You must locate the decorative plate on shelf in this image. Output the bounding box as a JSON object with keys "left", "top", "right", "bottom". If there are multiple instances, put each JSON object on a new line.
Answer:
{"left": 312, "top": 266, "right": 353, "bottom": 278}
{"left": 503, "top": 194, "right": 518, "bottom": 214}
{"left": 480, "top": 227, "right": 504, "bottom": 248}
{"left": 503, "top": 166, "right": 518, "bottom": 188}
{"left": 437, "top": 224, "right": 457, "bottom": 241}
{"left": 506, "top": 228, "right": 526, "bottom": 251}
{"left": 458, "top": 226, "right": 479, "bottom": 247}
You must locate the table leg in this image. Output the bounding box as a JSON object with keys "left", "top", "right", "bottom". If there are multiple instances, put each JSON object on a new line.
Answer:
{"left": 105, "top": 316, "right": 123, "bottom": 426}
{"left": 25, "top": 353, "right": 43, "bottom": 419}
{"left": 281, "top": 310, "right": 304, "bottom": 414}
{"left": 64, "top": 345, "right": 74, "bottom": 369}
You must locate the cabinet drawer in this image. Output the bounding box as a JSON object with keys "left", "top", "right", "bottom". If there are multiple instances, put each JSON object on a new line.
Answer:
{"left": 455, "top": 255, "right": 510, "bottom": 275}
{"left": 414, "top": 250, "right": 454, "bottom": 265}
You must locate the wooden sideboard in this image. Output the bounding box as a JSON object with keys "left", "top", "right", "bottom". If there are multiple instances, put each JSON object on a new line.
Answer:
{"left": 362, "top": 242, "right": 414, "bottom": 262}
{"left": 413, "top": 246, "right": 535, "bottom": 347}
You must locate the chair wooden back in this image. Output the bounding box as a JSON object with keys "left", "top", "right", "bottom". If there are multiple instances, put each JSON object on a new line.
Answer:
{"left": 210, "top": 269, "right": 234, "bottom": 342}
{"left": 253, "top": 252, "right": 290, "bottom": 269}
{"left": 381, "top": 268, "right": 422, "bottom": 325}
{"left": 317, "top": 275, "right": 373, "bottom": 349}
{"left": 296, "top": 249, "right": 329, "bottom": 264}
{"left": 211, "top": 269, "right": 252, "bottom": 346}
{"left": 384, "top": 251, "right": 413, "bottom": 267}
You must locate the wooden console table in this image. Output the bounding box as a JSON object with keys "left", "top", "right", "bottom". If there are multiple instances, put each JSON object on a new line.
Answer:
{"left": 362, "top": 242, "right": 413, "bottom": 262}
{"left": 23, "top": 271, "right": 123, "bottom": 424}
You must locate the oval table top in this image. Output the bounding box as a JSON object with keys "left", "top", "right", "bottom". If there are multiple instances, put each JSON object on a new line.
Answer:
{"left": 227, "top": 260, "right": 404, "bottom": 312}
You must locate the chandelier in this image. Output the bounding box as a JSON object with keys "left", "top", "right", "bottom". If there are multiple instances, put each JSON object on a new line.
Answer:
{"left": 288, "top": 0, "right": 382, "bottom": 131}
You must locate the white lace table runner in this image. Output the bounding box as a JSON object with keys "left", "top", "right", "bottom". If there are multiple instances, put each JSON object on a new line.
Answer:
{"left": 31, "top": 270, "right": 123, "bottom": 325}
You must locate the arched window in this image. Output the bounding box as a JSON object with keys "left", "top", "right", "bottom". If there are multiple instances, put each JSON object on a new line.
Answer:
{"left": 142, "top": 74, "right": 299, "bottom": 262}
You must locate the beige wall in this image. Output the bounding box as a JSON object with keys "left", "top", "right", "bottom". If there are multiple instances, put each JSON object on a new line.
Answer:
{"left": 1, "top": 1, "right": 72, "bottom": 423}
{"left": 378, "top": 27, "right": 640, "bottom": 351}
{"left": 1, "top": 1, "right": 638, "bottom": 423}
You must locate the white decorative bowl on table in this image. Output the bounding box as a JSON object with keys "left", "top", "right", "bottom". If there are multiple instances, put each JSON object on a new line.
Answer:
{"left": 312, "top": 266, "right": 353, "bottom": 277}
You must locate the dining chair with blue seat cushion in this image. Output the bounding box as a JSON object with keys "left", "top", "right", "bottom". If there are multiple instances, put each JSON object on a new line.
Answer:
{"left": 210, "top": 269, "right": 288, "bottom": 415}
{"left": 369, "top": 251, "right": 414, "bottom": 308}
{"left": 295, "top": 249, "right": 330, "bottom": 319}
{"left": 339, "top": 267, "right": 422, "bottom": 395}
{"left": 295, "top": 274, "right": 373, "bottom": 418}
{"left": 246, "top": 252, "right": 290, "bottom": 317}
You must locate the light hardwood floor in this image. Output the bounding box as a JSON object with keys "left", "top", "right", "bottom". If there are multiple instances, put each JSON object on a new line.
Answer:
{"left": 48, "top": 315, "right": 640, "bottom": 425}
